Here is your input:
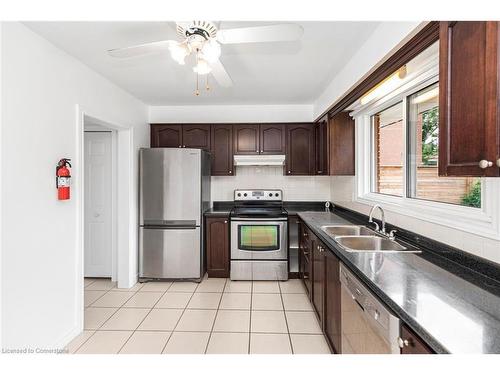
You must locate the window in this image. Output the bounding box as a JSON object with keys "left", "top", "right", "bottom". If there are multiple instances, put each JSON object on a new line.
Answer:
{"left": 407, "top": 83, "right": 481, "bottom": 208}
{"left": 371, "top": 102, "right": 404, "bottom": 197}
{"left": 353, "top": 42, "right": 499, "bottom": 240}
{"left": 369, "top": 83, "right": 481, "bottom": 208}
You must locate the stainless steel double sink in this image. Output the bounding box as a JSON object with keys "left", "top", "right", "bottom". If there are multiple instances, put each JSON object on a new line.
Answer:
{"left": 320, "top": 225, "right": 420, "bottom": 253}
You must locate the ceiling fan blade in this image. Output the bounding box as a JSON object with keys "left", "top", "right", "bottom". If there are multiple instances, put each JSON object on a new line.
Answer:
{"left": 209, "top": 59, "right": 233, "bottom": 87}
{"left": 108, "top": 40, "right": 176, "bottom": 58}
{"left": 217, "top": 24, "right": 303, "bottom": 44}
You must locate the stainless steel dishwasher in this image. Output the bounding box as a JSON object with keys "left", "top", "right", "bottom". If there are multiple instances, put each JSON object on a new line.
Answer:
{"left": 340, "top": 263, "right": 400, "bottom": 354}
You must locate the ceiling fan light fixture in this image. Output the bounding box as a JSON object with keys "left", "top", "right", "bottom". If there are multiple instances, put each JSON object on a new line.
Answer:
{"left": 168, "top": 42, "right": 189, "bottom": 65}
{"left": 193, "top": 58, "right": 212, "bottom": 75}
{"left": 201, "top": 40, "right": 221, "bottom": 63}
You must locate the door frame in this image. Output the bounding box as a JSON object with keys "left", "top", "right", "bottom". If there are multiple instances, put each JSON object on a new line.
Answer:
{"left": 75, "top": 105, "right": 135, "bottom": 334}
{"left": 83, "top": 128, "right": 117, "bottom": 280}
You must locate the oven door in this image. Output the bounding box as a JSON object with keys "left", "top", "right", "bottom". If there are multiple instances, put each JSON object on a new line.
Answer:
{"left": 231, "top": 218, "right": 288, "bottom": 260}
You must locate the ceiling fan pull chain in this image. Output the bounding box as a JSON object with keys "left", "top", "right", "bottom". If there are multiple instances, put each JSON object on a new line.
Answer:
{"left": 195, "top": 72, "right": 200, "bottom": 96}
{"left": 206, "top": 75, "right": 210, "bottom": 91}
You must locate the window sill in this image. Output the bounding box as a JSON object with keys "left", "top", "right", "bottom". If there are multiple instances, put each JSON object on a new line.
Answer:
{"left": 355, "top": 192, "right": 500, "bottom": 241}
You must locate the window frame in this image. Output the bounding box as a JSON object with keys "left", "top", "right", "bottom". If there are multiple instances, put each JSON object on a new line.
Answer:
{"left": 350, "top": 55, "right": 500, "bottom": 240}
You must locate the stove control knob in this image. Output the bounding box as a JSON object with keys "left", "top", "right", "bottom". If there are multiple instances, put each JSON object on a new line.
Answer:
{"left": 275, "top": 193, "right": 279, "bottom": 197}
{"left": 243, "top": 193, "right": 247, "bottom": 197}
{"left": 269, "top": 193, "right": 273, "bottom": 197}
{"left": 237, "top": 193, "right": 241, "bottom": 197}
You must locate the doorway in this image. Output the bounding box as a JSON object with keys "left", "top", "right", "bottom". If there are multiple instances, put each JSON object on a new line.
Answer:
{"left": 84, "top": 130, "right": 115, "bottom": 278}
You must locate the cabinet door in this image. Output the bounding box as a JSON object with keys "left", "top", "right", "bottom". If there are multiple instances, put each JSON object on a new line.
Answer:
{"left": 315, "top": 117, "right": 328, "bottom": 175}
{"left": 299, "top": 222, "right": 312, "bottom": 297}
{"left": 324, "top": 251, "right": 341, "bottom": 353}
{"left": 439, "top": 21, "right": 500, "bottom": 177}
{"left": 206, "top": 216, "right": 230, "bottom": 278}
{"left": 400, "top": 324, "right": 434, "bottom": 354}
{"left": 182, "top": 124, "right": 211, "bottom": 149}
{"left": 312, "top": 240, "right": 325, "bottom": 327}
{"left": 285, "top": 123, "right": 315, "bottom": 175}
{"left": 233, "top": 124, "right": 260, "bottom": 154}
{"left": 260, "top": 124, "right": 285, "bottom": 154}
{"left": 150, "top": 124, "right": 182, "bottom": 148}
{"left": 329, "top": 112, "right": 355, "bottom": 175}
{"left": 211, "top": 124, "right": 234, "bottom": 176}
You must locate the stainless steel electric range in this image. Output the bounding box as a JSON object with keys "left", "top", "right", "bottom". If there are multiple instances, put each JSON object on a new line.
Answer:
{"left": 229, "top": 189, "right": 288, "bottom": 281}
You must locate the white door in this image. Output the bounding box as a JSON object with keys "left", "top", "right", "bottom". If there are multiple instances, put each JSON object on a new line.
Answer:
{"left": 84, "top": 131, "right": 112, "bottom": 277}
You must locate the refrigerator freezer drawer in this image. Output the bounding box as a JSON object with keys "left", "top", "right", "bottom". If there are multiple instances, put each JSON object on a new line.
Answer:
{"left": 140, "top": 227, "right": 201, "bottom": 279}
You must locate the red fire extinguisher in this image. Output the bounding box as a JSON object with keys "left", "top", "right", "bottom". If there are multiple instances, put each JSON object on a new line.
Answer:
{"left": 56, "top": 158, "right": 72, "bottom": 200}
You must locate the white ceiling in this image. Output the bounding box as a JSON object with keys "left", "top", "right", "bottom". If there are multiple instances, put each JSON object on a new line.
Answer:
{"left": 25, "top": 21, "right": 380, "bottom": 106}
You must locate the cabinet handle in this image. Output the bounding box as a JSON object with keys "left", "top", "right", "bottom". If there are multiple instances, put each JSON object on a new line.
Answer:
{"left": 288, "top": 171, "right": 291, "bottom": 174}
{"left": 318, "top": 171, "right": 323, "bottom": 174}
{"left": 397, "top": 337, "right": 410, "bottom": 348}
{"left": 497, "top": 158, "right": 500, "bottom": 167}
{"left": 479, "top": 160, "right": 493, "bottom": 169}
{"left": 224, "top": 220, "right": 228, "bottom": 224}
{"left": 229, "top": 170, "right": 232, "bottom": 174}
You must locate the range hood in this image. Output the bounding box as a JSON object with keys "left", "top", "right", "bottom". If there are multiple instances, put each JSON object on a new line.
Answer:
{"left": 233, "top": 154, "right": 286, "bottom": 166}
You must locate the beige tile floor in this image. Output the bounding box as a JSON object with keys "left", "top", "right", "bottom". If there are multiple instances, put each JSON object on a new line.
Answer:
{"left": 68, "top": 277, "right": 331, "bottom": 354}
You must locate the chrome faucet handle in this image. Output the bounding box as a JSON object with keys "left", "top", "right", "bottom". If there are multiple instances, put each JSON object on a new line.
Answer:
{"left": 369, "top": 221, "right": 380, "bottom": 232}
{"left": 388, "top": 230, "right": 397, "bottom": 240}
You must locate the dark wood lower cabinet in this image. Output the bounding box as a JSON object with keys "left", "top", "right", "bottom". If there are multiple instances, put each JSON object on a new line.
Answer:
{"left": 312, "top": 240, "right": 325, "bottom": 327}
{"left": 324, "top": 251, "right": 341, "bottom": 353}
{"left": 299, "top": 223, "right": 313, "bottom": 297}
{"left": 400, "top": 324, "right": 434, "bottom": 354}
{"left": 205, "top": 216, "right": 230, "bottom": 278}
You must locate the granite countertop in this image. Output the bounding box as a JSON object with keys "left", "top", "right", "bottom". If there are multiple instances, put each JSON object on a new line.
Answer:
{"left": 298, "top": 211, "right": 500, "bottom": 354}
{"left": 204, "top": 208, "right": 231, "bottom": 216}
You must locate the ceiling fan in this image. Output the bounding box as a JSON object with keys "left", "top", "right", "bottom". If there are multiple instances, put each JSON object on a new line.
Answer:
{"left": 108, "top": 21, "right": 304, "bottom": 95}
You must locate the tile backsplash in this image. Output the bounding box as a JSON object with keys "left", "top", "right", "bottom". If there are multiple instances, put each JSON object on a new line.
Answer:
{"left": 211, "top": 166, "right": 331, "bottom": 201}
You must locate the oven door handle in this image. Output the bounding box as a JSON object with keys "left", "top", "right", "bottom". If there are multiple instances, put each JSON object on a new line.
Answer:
{"left": 230, "top": 217, "right": 288, "bottom": 222}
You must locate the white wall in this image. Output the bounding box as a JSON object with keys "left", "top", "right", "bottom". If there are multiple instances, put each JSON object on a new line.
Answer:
{"left": 212, "top": 166, "right": 331, "bottom": 201}
{"left": 313, "top": 22, "right": 422, "bottom": 119}
{"left": 149, "top": 104, "right": 313, "bottom": 123}
{"left": 330, "top": 176, "right": 500, "bottom": 265}
{"left": 0, "top": 22, "right": 148, "bottom": 350}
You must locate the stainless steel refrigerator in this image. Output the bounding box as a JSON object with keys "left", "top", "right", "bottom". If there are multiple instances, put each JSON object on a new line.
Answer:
{"left": 139, "top": 148, "right": 211, "bottom": 281}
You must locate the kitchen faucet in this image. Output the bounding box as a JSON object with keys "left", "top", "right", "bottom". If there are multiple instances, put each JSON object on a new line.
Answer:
{"left": 368, "top": 204, "right": 397, "bottom": 240}
{"left": 368, "top": 204, "right": 386, "bottom": 234}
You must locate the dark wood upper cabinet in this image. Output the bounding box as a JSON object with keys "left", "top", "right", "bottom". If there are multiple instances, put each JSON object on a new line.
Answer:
{"left": 400, "top": 324, "right": 434, "bottom": 354}
{"left": 324, "top": 250, "right": 341, "bottom": 353}
{"left": 260, "top": 124, "right": 286, "bottom": 154}
{"left": 329, "top": 112, "right": 355, "bottom": 175}
{"left": 439, "top": 21, "right": 500, "bottom": 177}
{"left": 205, "top": 216, "right": 230, "bottom": 278}
{"left": 285, "top": 123, "right": 315, "bottom": 175}
{"left": 211, "top": 124, "right": 234, "bottom": 176}
{"left": 151, "top": 124, "right": 182, "bottom": 148}
{"left": 150, "top": 124, "right": 210, "bottom": 149}
{"left": 233, "top": 124, "right": 260, "bottom": 154}
{"left": 315, "top": 116, "right": 328, "bottom": 175}
{"left": 182, "top": 124, "right": 211, "bottom": 150}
